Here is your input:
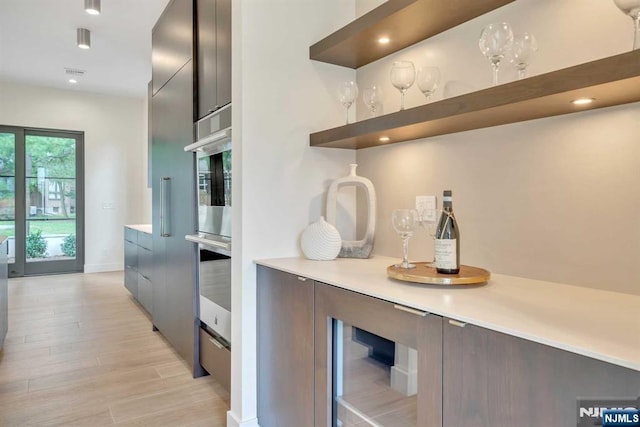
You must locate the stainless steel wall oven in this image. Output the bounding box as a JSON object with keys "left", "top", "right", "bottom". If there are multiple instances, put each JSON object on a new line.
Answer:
{"left": 185, "top": 104, "right": 232, "bottom": 347}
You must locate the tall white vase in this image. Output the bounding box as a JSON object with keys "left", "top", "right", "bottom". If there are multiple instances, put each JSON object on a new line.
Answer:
{"left": 326, "top": 164, "right": 376, "bottom": 259}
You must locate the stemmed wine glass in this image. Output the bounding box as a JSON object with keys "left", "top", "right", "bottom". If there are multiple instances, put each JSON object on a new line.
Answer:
{"left": 390, "top": 61, "right": 416, "bottom": 111}
{"left": 417, "top": 207, "right": 438, "bottom": 268}
{"left": 613, "top": 0, "right": 640, "bottom": 50}
{"left": 478, "top": 22, "right": 514, "bottom": 86}
{"left": 362, "top": 85, "right": 383, "bottom": 117}
{"left": 391, "top": 209, "right": 418, "bottom": 269}
{"left": 507, "top": 32, "right": 538, "bottom": 80}
{"left": 337, "top": 81, "right": 359, "bottom": 124}
{"left": 416, "top": 66, "right": 441, "bottom": 102}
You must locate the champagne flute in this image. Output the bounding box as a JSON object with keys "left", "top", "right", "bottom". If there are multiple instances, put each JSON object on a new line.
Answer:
{"left": 613, "top": 0, "right": 640, "bottom": 50}
{"left": 416, "top": 65, "right": 441, "bottom": 102}
{"left": 391, "top": 209, "right": 418, "bottom": 269}
{"left": 478, "top": 22, "right": 514, "bottom": 86}
{"left": 507, "top": 32, "right": 538, "bottom": 80}
{"left": 390, "top": 61, "right": 416, "bottom": 111}
{"left": 362, "top": 85, "right": 383, "bottom": 117}
{"left": 337, "top": 81, "right": 359, "bottom": 125}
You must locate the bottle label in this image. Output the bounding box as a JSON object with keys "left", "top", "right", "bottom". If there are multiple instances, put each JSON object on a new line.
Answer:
{"left": 435, "top": 239, "right": 457, "bottom": 269}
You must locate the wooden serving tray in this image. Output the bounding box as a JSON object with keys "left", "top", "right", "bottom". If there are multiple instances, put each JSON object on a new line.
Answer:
{"left": 387, "top": 262, "right": 490, "bottom": 286}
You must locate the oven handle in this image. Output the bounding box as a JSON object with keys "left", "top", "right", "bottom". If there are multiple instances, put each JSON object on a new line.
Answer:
{"left": 185, "top": 234, "right": 231, "bottom": 251}
{"left": 184, "top": 128, "right": 231, "bottom": 152}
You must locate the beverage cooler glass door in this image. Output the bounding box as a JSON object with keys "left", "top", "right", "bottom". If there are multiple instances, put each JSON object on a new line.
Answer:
{"left": 315, "top": 284, "right": 443, "bottom": 427}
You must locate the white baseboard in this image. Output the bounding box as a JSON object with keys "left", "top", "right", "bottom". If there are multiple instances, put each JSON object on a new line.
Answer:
{"left": 227, "top": 411, "right": 259, "bottom": 427}
{"left": 84, "top": 263, "right": 123, "bottom": 274}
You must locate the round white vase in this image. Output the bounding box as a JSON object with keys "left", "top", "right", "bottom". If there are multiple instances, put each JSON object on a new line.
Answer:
{"left": 300, "top": 216, "right": 342, "bottom": 261}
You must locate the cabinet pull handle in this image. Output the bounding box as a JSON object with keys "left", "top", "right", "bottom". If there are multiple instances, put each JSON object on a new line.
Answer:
{"left": 160, "top": 177, "right": 171, "bottom": 237}
{"left": 449, "top": 319, "right": 467, "bottom": 328}
{"left": 209, "top": 337, "right": 224, "bottom": 349}
{"left": 393, "top": 304, "right": 427, "bottom": 317}
{"left": 297, "top": 276, "right": 308, "bottom": 282}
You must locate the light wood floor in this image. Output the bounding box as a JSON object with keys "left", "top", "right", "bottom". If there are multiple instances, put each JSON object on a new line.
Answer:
{"left": 0, "top": 271, "right": 229, "bottom": 426}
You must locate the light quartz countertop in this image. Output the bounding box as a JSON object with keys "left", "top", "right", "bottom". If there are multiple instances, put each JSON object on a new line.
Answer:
{"left": 125, "top": 224, "right": 152, "bottom": 234}
{"left": 256, "top": 255, "right": 640, "bottom": 372}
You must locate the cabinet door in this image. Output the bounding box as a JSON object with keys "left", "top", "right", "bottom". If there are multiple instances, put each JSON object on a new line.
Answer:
{"left": 196, "top": 0, "right": 217, "bottom": 119}
{"left": 215, "top": 0, "right": 231, "bottom": 108}
{"left": 257, "top": 266, "right": 315, "bottom": 427}
{"left": 443, "top": 319, "right": 640, "bottom": 426}
{"left": 315, "top": 284, "right": 442, "bottom": 427}
{"left": 152, "top": 0, "right": 193, "bottom": 95}
{"left": 151, "top": 59, "right": 198, "bottom": 373}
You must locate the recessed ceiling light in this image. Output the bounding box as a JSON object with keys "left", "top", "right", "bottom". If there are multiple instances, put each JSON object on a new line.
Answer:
{"left": 379, "top": 136, "right": 390, "bottom": 142}
{"left": 84, "top": 0, "right": 101, "bottom": 15}
{"left": 68, "top": 79, "right": 78, "bottom": 84}
{"left": 572, "top": 97, "right": 595, "bottom": 106}
{"left": 378, "top": 37, "right": 390, "bottom": 44}
{"left": 77, "top": 28, "right": 91, "bottom": 49}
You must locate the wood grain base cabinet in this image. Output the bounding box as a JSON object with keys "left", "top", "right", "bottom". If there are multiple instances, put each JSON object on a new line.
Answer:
{"left": 442, "top": 319, "right": 640, "bottom": 427}
{"left": 257, "top": 266, "right": 315, "bottom": 427}
{"left": 257, "top": 266, "right": 640, "bottom": 427}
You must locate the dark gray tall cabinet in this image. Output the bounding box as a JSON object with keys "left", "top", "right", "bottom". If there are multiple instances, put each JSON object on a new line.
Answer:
{"left": 151, "top": 0, "right": 201, "bottom": 376}
{"left": 196, "top": 0, "right": 232, "bottom": 119}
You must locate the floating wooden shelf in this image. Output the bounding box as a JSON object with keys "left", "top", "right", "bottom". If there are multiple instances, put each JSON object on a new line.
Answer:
{"left": 309, "top": 0, "right": 515, "bottom": 69}
{"left": 310, "top": 50, "right": 640, "bottom": 150}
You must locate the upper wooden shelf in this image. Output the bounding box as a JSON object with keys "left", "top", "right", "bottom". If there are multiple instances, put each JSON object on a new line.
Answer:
{"left": 310, "top": 50, "right": 640, "bottom": 150}
{"left": 309, "top": 0, "right": 516, "bottom": 69}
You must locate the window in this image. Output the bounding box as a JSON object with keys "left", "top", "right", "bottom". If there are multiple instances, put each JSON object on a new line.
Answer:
{"left": 48, "top": 181, "right": 61, "bottom": 200}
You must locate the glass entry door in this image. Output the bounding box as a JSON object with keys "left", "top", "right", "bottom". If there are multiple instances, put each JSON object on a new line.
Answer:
{"left": 0, "top": 126, "right": 84, "bottom": 277}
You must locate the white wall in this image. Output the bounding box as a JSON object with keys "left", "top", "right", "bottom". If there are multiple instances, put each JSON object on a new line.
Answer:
{"left": 230, "top": 0, "right": 356, "bottom": 425}
{"left": 0, "top": 80, "right": 151, "bottom": 272}
{"left": 354, "top": 0, "right": 640, "bottom": 295}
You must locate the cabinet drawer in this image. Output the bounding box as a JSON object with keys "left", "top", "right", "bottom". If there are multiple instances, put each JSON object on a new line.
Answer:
{"left": 124, "top": 227, "right": 138, "bottom": 244}
{"left": 138, "top": 246, "right": 153, "bottom": 280}
{"left": 138, "top": 273, "right": 153, "bottom": 314}
{"left": 125, "top": 266, "right": 138, "bottom": 297}
{"left": 124, "top": 240, "right": 138, "bottom": 270}
{"left": 138, "top": 232, "right": 152, "bottom": 251}
{"left": 200, "top": 328, "right": 230, "bottom": 391}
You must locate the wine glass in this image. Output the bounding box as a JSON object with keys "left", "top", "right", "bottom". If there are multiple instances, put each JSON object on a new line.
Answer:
{"left": 417, "top": 207, "right": 438, "bottom": 268}
{"left": 337, "top": 81, "right": 358, "bottom": 125}
{"left": 478, "top": 22, "right": 514, "bottom": 86}
{"left": 507, "top": 32, "right": 538, "bottom": 80}
{"left": 416, "top": 66, "right": 441, "bottom": 102}
{"left": 390, "top": 61, "right": 416, "bottom": 111}
{"left": 391, "top": 209, "right": 418, "bottom": 269}
{"left": 613, "top": 0, "right": 640, "bottom": 50}
{"left": 362, "top": 85, "right": 383, "bottom": 117}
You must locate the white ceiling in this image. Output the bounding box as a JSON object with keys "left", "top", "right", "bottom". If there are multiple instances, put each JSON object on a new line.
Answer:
{"left": 0, "top": 0, "right": 171, "bottom": 99}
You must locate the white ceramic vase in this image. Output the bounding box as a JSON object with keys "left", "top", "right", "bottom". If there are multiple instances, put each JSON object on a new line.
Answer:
{"left": 300, "top": 216, "right": 342, "bottom": 261}
{"left": 326, "top": 164, "right": 376, "bottom": 258}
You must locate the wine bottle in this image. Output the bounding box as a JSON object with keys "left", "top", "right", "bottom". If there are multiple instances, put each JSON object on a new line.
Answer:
{"left": 435, "top": 190, "right": 460, "bottom": 274}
